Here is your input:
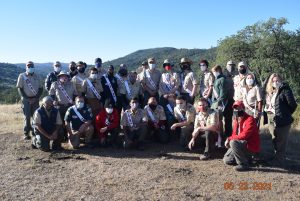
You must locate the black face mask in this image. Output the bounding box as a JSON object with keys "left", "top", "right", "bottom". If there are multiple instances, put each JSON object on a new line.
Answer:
{"left": 239, "top": 68, "right": 246, "bottom": 75}
{"left": 108, "top": 71, "right": 114, "bottom": 76}
{"left": 233, "top": 110, "right": 244, "bottom": 117}
{"left": 78, "top": 68, "right": 85, "bottom": 73}
{"left": 149, "top": 104, "right": 157, "bottom": 110}
{"left": 70, "top": 67, "right": 76, "bottom": 72}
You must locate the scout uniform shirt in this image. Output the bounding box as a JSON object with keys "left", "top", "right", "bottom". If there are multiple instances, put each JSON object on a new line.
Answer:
{"left": 144, "top": 105, "right": 166, "bottom": 123}
{"left": 125, "top": 80, "right": 143, "bottom": 101}
{"left": 241, "top": 85, "right": 262, "bottom": 114}
{"left": 121, "top": 108, "right": 148, "bottom": 131}
{"left": 199, "top": 71, "right": 214, "bottom": 98}
{"left": 71, "top": 73, "right": 87, "bottom": 96}
{"left": 16, "top": 72, "right": 41, "bottom": 98}
{"left": 82, "top": 78, "right": 103, "bottom": 99}
{"left": 115, "top": 74, "right": 129, "bottom": 96}
{"left": 174, "top": 103, "right": 196, "bottom": 124}
{"left": 233, "top": 74, "right": 246, "bottom": 101}
{"left": 141, "top": 69, "right": 161, "bottom": 93}
{"left": 223, "top": 69, "right": 238, "bottom": 99}
{"left": 97, "top": 68, "right": 107, "bottom": 79}
{"left": 49, "top": 81, "right": 77, "bottom": 105}
{"left": 159, "top": 71, "right": 180, "bottom": 95}
{"left": 64, "top": 105, "right": 93, "bottom": 131}
{"left": 180, "top": 70, "right": 199, "bottom": 96}
{"left": 194, "top": 109, "right": 219, "bottom": 131}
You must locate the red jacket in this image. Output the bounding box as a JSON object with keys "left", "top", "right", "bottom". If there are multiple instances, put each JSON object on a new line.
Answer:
{"left": 228, "top": 113, "right": 260, "bottom": 153}
{"left": 95, "top": 109, "right": 119, "bottom": 139}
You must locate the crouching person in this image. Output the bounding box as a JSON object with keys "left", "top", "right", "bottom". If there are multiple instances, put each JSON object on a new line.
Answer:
{"left": 121, "top": 97, "right": 148, "bottom": 150}
{"left": 32, "top": 96, "right": 62, "bottom": 151}
{"left": 95, "top": 99, "right": 120, "bottom": 147}
{"left": 188, "top": 98, "right": 219, "bottom": 160}
{"left": 65, "top": 96, "right": 94, "bottom": 149}
{"left": 223, "top": 101, "right": 260, "bottom": 171}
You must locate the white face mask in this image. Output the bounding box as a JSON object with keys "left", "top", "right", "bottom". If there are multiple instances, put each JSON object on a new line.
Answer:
{"left": 246, "top": 78, "right": 254, "bottom": 86}
{"left": 176, "top": 103, "right": 185, "bottom": 110}
{"left": 273, "top": 81, "right": 282, "bottom": 89}
{"left": 54, "top": 66, "right": 61, "bottom": 73}
{"left": 131, "top": 103, "right": 138, "bottom": 109}
{"left": 213, "top": 71, "right": 220, "bottom": 78}
{"left": 60, "top": 77, "right": 67, "bottom": 83}
{"left": 90, "top": 74, "right": 97, "bottom": 80}
{"left": 226, "top": 65, "right": 233, "bottom": 73}
{"left": 200, "top": 65, "right": 207, "bottom": 72}
{"left": 105, "top": 108, "right": 113, "bottom": 114}
{"left": 149, "top": 63, "right": 156, "bottom": 70}
{"left": 26, "top": 67, "right": 35, "bottom": 74}
{"left": 76, "top": 102, "right": 84, "bottom": 109}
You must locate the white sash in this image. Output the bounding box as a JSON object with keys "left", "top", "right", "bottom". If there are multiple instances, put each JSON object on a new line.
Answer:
{"left": 166, "top": 104, "right": 174, "bottom": 115}
{"left": 115, "top": 74, "right": 124, "bottom": 83}
{"left": 105, "top": 118, "right": 110, "bottom": 126}
{"left": 22, "top": 74, "right": 37, "bottom": 96}
{"left": 125, "top": 111, "right": 134, "bottom": 127}
{"left": 145, "top": 70, "right": 156, "bottom": 90}
{"left": 124, "top": 81, "right": 132, "bottom": 98}
{"left": 57, "top": 82, "right": 73, "bottom": 104}
{"left": 163, "top": 73, "right": 172, "bottom": 91}
{"left": 86, "top": 79, "right": 101, "bottom": 100}
{"left": 72, "top": 106, "right": 86, "bottom": 122}
{"left": 146, "top": 107, "right": 157, "bottom": 123}
{"left": 104, "top": 75, "right": 117, "bottom": 102}
{"left": 175, "top": 107, "right": 186, "bottom": 122}
{"left": 76, "top": 76, "right": 84, "bottom": 82}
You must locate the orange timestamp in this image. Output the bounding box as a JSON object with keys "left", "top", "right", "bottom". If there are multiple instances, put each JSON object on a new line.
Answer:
{"left": 224, "top": 181, "right": 272, "bottom": 190}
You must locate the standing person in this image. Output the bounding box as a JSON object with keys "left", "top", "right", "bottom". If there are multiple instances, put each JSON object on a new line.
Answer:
{"left": 159, "top": 59, "right": 180, "bottom": 106}
{"left": 179, "top": 58, "right": 199, "bottom": 104}
{"left": 45, "top": 61, "right": 62, "bottom": 91}
{"left": 124, "top": 71, "right": 143, "bottom": 107}
{"left": 140, "top": 57, "right": 161, "bottom": 106}
{"left": 68, "top": 61, "right": 78, "bottom": 78}
{"left": 188, "top": 98, "right": 220, "bottom": 160}
{"left": 242, "top": 73, "right": 263, "bottom": 121}
{"left": 16, "top": 61, "right": 43, "bottom": 140}
{"left": 121, "top": 97, "right": 148, "bottom": 150}
{"left": 95, "top": 99, "right": 120, "bottom": 147}
{"left": 101, "top": 65, "right": 118, "bottom": 107}
{"left": 71, "top": 61, "right": 87, "bottom": 96}
{"left": 144, "top": 97, "right": 168, "bottom": 143}
{"left": 264, "top": 73, "right": 297, "bottom": 166}
{"left": 82, "top": 67, "right": 103, "bottom": 117}
{"left": 163, "top": 94, "right": 177, "bottom": 138}
{"left": 137, "top": 61, "right": 148, "bottom": 80}
{"left": 115, "top": 67, "right": 129, "bottom": 111}
{"left": 233, "top": 61, "right": 248, "bottom": 101}
{"left": 32, "top": 96, "right": 62, "bottom": 151}
{"left": 64, "top": 96, "right": 94, "bottom": 149}
{"left": 170, "top": 95, "right": 196, "bottom": 149}
{"left": 223, "top": 101, "right": 260, "bottom": 171}
{"left": 95, "top": 57, "right": 106, "bottom": 78}
{"left": 199, "top": 59, "right": 214, "bottom": 104}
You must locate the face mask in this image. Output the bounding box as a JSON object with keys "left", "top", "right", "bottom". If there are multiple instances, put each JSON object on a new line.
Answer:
{"left": 60, "top": 77, "right": 67, "bottom": 83}
{"left": 78, "top": 68, "right": 85, "bottom": 73}
{"left": 108, "top": 71, "right": 114, "bottom": 76}
{"left": 182, "top": 64, "right": 190, "bottom": 71}
{"left": 239, "top": 68, "right": 246, "bottom": 75}
{"left": 200, "top": 65, "right": 207, "bottom": 72}
{"left": 70, "top": 66, "right": 76, "bottom": 72}
{"left": 273, "top": 81, "right": 282, "bottom": 89}
{"left": 45, "top": 106, "right": 52, "bottom": 112}
{"left": 95, "top": 63, "right": 102, "bottom": 68}
{"left": 90, "top": 74, "right": 97, "bottom": 80}
{"left": 105, "top": 108, "right": 113, "bottom": 114}
{"left": 246, "top": 79, "right": 254, "bottom": 86}
{"left": 149, "top": 104, "right": 157, "bottom": 110}
{"left": 233, "top": 110, "right": 244, "bottom": 117}
{"left": 213, "top": 71, "right": 220, "bottom": 78}
{"left": 26, "top": 67, "right": 35, "bottom": 74}
{"left": 76, "top": 102, "right": 84, "bottom": 109}
{"left": 54, "top": 67, "right": 61, "bottom": 73}
{"left": 131, "top": 103, "right": 138, "bottom": 109}
{"left": 165, "top": 65, "right": 171, "bottom": 71}
{"left": 176, "top": 103, "right": 185, "bottom": 110}
{"left": 149, "top": 63, "right": 156, "bottom": 70}
{"left": 226, "top": 65, "right": 234, "bottom": 73}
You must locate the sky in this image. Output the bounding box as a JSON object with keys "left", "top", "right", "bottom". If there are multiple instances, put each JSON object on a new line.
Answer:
{"left": 0, "top": 0, "right": 299, "bottom": 64}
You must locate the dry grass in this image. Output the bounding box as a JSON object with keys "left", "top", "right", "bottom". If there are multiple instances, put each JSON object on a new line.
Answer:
{"left": 0, "top": 104, "right": 23, "bottom": 134}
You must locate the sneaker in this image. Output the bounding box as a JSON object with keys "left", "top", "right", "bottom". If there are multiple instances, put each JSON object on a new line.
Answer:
{"left": 234, "top": 165, "right": 250, "bottom": 172}
{"left": 199, "top": 152, "right": 211, "bottom": 160}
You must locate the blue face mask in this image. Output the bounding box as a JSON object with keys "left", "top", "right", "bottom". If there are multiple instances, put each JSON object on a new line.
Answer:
{"left": 26, "top": 67, "right": 35, "bottom": 74}
{"left": 95, "top": 63, "right": 102, "bottom": 68}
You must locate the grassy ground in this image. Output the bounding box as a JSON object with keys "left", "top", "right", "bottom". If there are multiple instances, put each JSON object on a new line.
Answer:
{"left": 0, "top": 104, "right": 300, "bottom": 201}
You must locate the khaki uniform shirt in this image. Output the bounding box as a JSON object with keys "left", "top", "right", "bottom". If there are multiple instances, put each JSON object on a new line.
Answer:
{"left": 121, "top": 108, "right": 148, "bottom": 129}
{"left": 159, "top": 71, "right": 180, "bottom": 95}
{"left": 200, "top": 71, "right": 214, "bottom": 97}
{"left": 140, "top": 69, "right": 161, "bottom": 92}
{"left": 71, "top": 73, "right": 87, "bottom": 95}
{"left": 180, "top": 71, "right": 199, "bottom": 95}
{"left": 82, "top": 78, "right": 103, "bottom": 99}
{"left": 33, "top": 108, "right": 62, "bottom": 125}
{"left": 144, "top": 105, "right": 166, "bottom": 122}
{"left": 174, "top": 103, "right": 196, "bottom": 124}
{"left": 116, "top": 74, "right": 129, "bottom": 95}
{"left": 242, "top": 85, "right": 262, "bottom": 108}
{"left": 233, "top": 74, "right": 246, "bottom": 101}
{"left": 49, "top": 81, "right": 77, "bottom": 105}
{"left": 194, "top": 109, "right": 218, "bottom": 129}
{"left": 16, "top": 73, "right": 42, "bottom": 97}
{"left": 126, "top": 81, "right": 143, "bottom": 100}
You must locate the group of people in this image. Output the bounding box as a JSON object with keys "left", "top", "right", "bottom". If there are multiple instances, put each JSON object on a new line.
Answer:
{"left": 16, "top": 57, "right": 297, "bottom": 171}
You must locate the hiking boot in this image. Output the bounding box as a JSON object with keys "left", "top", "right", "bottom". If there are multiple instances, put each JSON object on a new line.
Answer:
{"left": 234, "top": 165, "right": 250, "bottom": 172}
{"left": 199, "top": 152, "right": 211, "bottom": 160}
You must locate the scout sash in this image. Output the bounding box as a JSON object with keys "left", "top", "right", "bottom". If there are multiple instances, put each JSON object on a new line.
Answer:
{"left": 125, "top": 111, "right": 134, "bottom": 127}
{"left": 174, "top": 107, "right": 186, "bottom": 122}
{"left": 86, "top": 79, "right": 101, "bottom": 100}
{"left": 57, "top": 82, "right": 73, "bottom": 104}
{"left": 162, "top": 73, "right": 172, "bottom": 91}
{"left": 72, "top": 106, "right": 86, "bottom": 122}
{"left": 124, "top": 80, "right": 132, "bottom": 98}
{"left": 104, "top": 75, "right": 117, "bottom": 102}
{"left": 145, "top": 70, "right": 156, "bottom": 90}
{"left": 22, "top": 74, "right": 37, "bottom": 96}
{"left": 115, "top": 74, "right": 124, "bottom": 83}
{"left": 146, "top": 107, "right": 157, "bottom": 123}
{"left": 166, "top": 104, "right": 174, "bottom": 116}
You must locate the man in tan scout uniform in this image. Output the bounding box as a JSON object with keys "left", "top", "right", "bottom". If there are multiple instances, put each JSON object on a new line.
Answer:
{"left": 137, "top": 61, "right": 148, "bottom": 80}
{"left": 198, "top": 59, "right": 214, "bottom": 103}
{"left": 16, "top": 61, "right": 43, "bottom": 140}
{"left": 72, "top": 61, "right": 87, "bottom": 96}
{"left": 125, "top": 71, "right": 143, "bottom": 106}
{"left": 170, "top": 95, "right": 196, "bottom": 149}
{"left": 159, "top": 59, "right": 180, "bottom": 106}
{"left": 233, "top": 61, "right": 248, "bottom": 101}
{"left": 82, "top": 67, "right": 103, "bottom": 117}
{"left": 179, "top": 58, "right": 199, "bottom": 104}
{"left": 188, "top": 98, "right": 220, "bottom": 160}
{"left": 115, "top": 66, "right": 129, "bottom": 111}
{"left": 144, "top": 97, "right": 168, "bottom": 143}
{"left": 140, "top": 57, "right": 161, "bottom": 106}
{"left": 121, "top": 97, "right": 148, "bottom": 150}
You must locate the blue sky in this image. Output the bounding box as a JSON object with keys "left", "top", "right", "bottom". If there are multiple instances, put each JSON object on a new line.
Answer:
{"left": 0, "top": 0, "right": 299, "bottom": 64}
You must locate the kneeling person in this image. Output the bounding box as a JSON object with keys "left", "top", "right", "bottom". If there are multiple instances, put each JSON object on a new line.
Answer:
{"left": 65, "top": 96, "right": 94, "bottom": 149}
{"left": 32, "top": 96, "right": 62, "bottom": 151}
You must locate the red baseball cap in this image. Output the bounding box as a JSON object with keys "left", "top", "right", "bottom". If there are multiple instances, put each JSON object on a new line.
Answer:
{"left": 232, "top": 101, "right": 245, "bottom": 109}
